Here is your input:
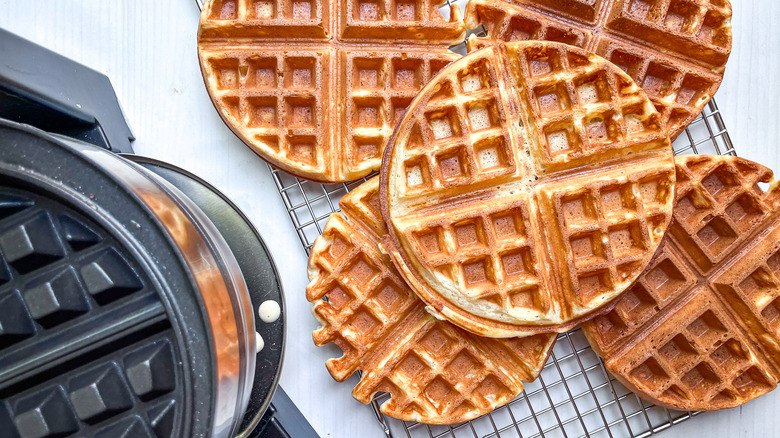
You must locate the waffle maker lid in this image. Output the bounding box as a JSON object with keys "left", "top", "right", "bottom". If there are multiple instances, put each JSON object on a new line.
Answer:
{"left": 0, "top": 120, "right": 221, "bottom": 437}
{"left": 0, "top": 118, "right": 285, "bottom": 437}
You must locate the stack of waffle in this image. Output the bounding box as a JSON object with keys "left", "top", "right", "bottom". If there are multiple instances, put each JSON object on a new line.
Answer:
{"left": 194, "top": 0, "right": 780, "bottom": 425}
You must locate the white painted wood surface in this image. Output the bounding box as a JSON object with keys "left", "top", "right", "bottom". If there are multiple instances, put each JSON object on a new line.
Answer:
{"left": 1, "top": 1, "right": 778, "bottom": 437}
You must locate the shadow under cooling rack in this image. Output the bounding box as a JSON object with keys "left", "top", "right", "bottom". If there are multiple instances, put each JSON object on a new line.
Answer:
{"left": 270, "top": 99, "right": 733, "bottom": 438}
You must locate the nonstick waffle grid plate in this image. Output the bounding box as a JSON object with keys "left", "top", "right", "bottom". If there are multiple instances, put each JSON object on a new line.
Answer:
{"left": 251, "top": 2, "right": 735, "bottom": 437}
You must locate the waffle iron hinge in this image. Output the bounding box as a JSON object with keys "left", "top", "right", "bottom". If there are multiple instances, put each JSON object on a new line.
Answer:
{"left": 0, "top": 28, "right": 134, "bottom": 153}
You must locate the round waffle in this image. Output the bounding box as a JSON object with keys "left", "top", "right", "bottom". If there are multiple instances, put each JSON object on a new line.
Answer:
{"left": 380, "top": 41, "right": 676, "bottom": 338}
{"left": 307, "top": 178, "right": 556, "bottom": 424}
{"left": 197, "top": 0, "right": 466, "bottom": 182}
{"left": 464, "top": 0, "right": 732, "bottom": 139}
{"left": 582, "top": 155, "right": 780, "bottom": 411}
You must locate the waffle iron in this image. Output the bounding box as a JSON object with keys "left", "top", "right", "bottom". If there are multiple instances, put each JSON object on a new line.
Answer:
{"left": 0, "top": 28, "right": 317, "bottom": 438}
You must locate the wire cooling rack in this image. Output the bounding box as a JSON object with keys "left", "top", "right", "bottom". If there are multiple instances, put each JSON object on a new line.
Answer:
{"left": 251, "top": 1, "right": 733, "bottom": 436}
{"left": 264, "top": 4, "right": 735, "bottom": 438}
{"left": 271, "top": 102, "right": 734, "bottom": 438}
{"left": 269, "top": 98, "right": 733, "bottom": 438}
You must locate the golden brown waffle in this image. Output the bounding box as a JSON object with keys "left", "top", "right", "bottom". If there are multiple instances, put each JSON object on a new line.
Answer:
{"left": 464, "top": 0, "right": 732, "bottom": 139}
{"left": 583, "top": 155, "right": 780, "bottom": 411}
{"left": 380, "top": 41, "right": 676, "bottom": 338}
{"left": 198, "top": 0, "right": 465, "bottom": 182}
{"left": 307, "top": 178, "right": 556, "bottom": 424}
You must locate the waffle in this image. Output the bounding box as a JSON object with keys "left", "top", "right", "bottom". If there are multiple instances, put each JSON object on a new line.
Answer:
{"left": 307, "top": 177, "right": 556, "bottom": 424}
{"left": 582, "top": 155, "right": 780, "bottom": 411}
{"left": 380, "top": 41, "right": 676, "bottom": 338}
{"left": 464, "top": 0, "right": 732, "bottom": 139}
{"left": 198, "top": 0, "right": 465, "bottom": 182}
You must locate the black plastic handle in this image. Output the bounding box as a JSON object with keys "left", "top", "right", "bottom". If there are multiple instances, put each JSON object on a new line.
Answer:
{"left": 0, "top": 28, "right": 134, "bottom": 153}
{"left": 252, "top": 386, "right": 320, "bottom": 438}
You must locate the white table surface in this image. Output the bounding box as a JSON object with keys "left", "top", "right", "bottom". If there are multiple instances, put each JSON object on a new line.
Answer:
{"left": 1, "top": 1, "right": 779, "bottom": 437}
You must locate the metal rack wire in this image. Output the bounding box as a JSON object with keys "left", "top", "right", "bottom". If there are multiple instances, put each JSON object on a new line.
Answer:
{"left": 269, "top": 99, "right": 733, "bottom": 438}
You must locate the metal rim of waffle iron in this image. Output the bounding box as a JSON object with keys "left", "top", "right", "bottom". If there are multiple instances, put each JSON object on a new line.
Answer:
{"left": 380, "top": 40, "right": 676, "bottom": 338}
{"left": 122, "top": 156, "right": 286, "bottom": 437}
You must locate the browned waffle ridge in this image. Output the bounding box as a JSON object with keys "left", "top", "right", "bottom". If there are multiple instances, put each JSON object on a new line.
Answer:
{"left": 582, "top": 155, "right": 780, "bottom": 411}
{"left": 381, "top": 41, "right": 676, "bottom": 338}
{"left": 198, "top": 0, "right": 466, "bottom": 182}
{"left": 307, "top": 177, "right": 556, "bottom": 424}
{"left": 464, "top": 0, "right": 732, "bottom": 140}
